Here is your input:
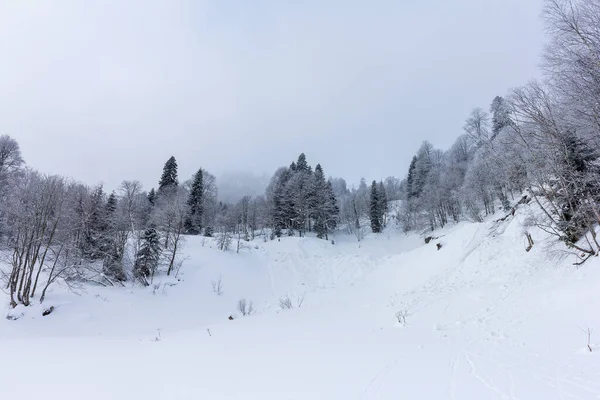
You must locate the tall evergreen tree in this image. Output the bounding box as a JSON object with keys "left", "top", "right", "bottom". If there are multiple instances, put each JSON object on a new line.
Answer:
{"left": 369, "top": 181, "right": 381, "bottom": 233}
{"left": 147, "top": 188, "right": 156, "bottom": 206}
{"left": 406, "top": 156, "right": 418, "bottom": 199}
{"left": 185, "top": 169, "right": 204, "bottom": 235}
{"left": 102, "top": 191, "right": 126, "bottom": 282}
{"left": 323, "top": 180, "right": 339, "bottom": 238}
{"left": 377, "top": 181, "right": 388, "bottom": 227}
{"left": 158, "top": 156, "right": 179, "bottom": 193}
{"left": 133, "top": 228, "right": 161, "bottom": 286}
{"left": 296, "top": 153, "right": 309, "bottom": 173}
{"left": 312, "top": 164, "right": 328, "bottom": 239}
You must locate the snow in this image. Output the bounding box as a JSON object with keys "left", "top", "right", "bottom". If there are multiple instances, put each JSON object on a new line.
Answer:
{"left": 2, "top": 207, "right": 600, "bottom": 399}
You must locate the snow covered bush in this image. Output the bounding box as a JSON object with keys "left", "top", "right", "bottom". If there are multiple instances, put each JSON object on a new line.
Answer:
{"left": 279, "top": 296, "right": 293, "bottom": 310}
{"left": 211, "top": 276, "right": 224, "bottom": 295}
{"left": 237, "top": 298, "right": 253, "bottom": 316}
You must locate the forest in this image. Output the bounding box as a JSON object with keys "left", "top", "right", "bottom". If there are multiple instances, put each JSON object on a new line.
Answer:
{"left": 1, "top": 0, "right": 600, "bottom": 307}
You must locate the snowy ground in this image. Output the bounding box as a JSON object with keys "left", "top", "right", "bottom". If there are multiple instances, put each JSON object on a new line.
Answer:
{"left": 1, "top": 207, "right": 600, "bottom": 399}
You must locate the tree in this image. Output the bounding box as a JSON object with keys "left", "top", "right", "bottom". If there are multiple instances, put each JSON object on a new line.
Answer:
{"left": 102, "top": 191, "right": 127, "bottom": 283}
{"left": 147, "top": 188, "right": 156, "bottom": 206}
{"left": 0, "top": 135, "right": 24, "bottom": 241}
{"left": 133, "top": 228, "right": 161, "bottom": 286}
{"left": 490, "top": 96, "right": 512, "bottom": 140}
{"left": 377, "top": 181, "right": 388, "bottom": 227}
{"left": 0, "top": 135, "right": 23, "bottom": 185}
{"left": 542, "top": 0, "right": 600, "bottom": 143}
{"left": 185, "top": 169, "right": 204, "bottom": 235}
{"left": 296, "top": 153, "right": 309, "bottom": 173}
{"left": 463, "top": 108, "right": 490, "bottom": 148}
{"left": 153, "top": 186, "right": 187, "bottom": 275}
{"left": 158, "top": 156, "right": 178, "bottom": 193}
{"left": 406, "top": 156, "right": 418, "bottom": 199}
{"left": 369, "top": 181, "right": 381, "bottom": 233}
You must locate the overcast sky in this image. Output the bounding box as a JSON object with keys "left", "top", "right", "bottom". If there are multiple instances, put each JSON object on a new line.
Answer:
{"left": 0, "top": 0, "right": 544, "bottom": 193}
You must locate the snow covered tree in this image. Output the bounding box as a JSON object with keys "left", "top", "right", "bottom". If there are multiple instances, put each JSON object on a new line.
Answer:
{"left": 490, "top": 96, "right": 512, "bottom": 140}
{"left": 102, "top": 191, "right": 127, "bottom": 283}
{"left": 133, "top": 228, "right": 161, "bottom": 285}
{"left": 147, "top": 187, "right": 156, "bottom": 206}
{"left": 158, "top": 156, "right": 178, "bottom": 193}
{"left": 296, "top": 153, "right": 309, "bottom": 173}
{"left": 463, "top": 108, "right": 490, "bottom": 148}
{"left": 185, "top": 168, "right": 204, "bottom": 235}
{"left": 406, "top": 156, "right": 418, "bottom": 199}
{"left": 377, "top": 181, "right": 388, "bottom": 228}
{"left": 369, "top": 181, "right": 381, "bottom": 233}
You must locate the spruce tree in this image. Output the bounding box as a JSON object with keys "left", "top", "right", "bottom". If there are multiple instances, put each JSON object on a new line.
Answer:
{"left": 296, "top": 153, "right": 309, "bottom": 173}
{"left": 406, "top": 156, "right": 417, "bottom": 199}
{"left": 323, "top": 180, "right": 339, "bottom": 238}
{"left": 369, "top": 181, "right": 381, "bottom": 233}
{"left": 158, "top": 156, "right": 179, "bottom": 193}
{"left": 185, "top": 169, "right": 204, "bottom": 235}
{"left": 377, "top": 181, "right": 388, "bottom": 228}
{"left": 133, "top": 228, "right": 161, "bottom": 286}
{"left": 312, "top": 164, "right": 327, "bottom": 238}
{"left": 147, "top": 188, "right": 156, "bottom": 206}
{"left": 102, "top": 191, "right": 126, "bottom": 282}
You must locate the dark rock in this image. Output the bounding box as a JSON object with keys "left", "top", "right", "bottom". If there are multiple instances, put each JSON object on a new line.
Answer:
{"left": 42, "top": 306, "right": 55, "bottom": 316}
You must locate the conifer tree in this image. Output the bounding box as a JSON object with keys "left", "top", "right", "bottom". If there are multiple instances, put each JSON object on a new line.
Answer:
{"left": 147, "top": 188, "right": 156, "bottom": 206}
{"left": 312, "top": 164, "right": 328, "bottom": 238}
{"left": 102, "top": 191, "right": 126, "bottom": 282}
{"left": 296, "top": 153, "right": 309, "bottom": 173}
{"left": 406, "top": 156, "right": 418, "bottom": 199}
{"left": 185, "top": 169, "right": 204, "bottom": 235}
{"left": 323, "top": 180, "right": 339, "bottom": 238}
{"left": 133, "top": 228, "right": 161, "bottom": 286}
{"left": 377, "top": 181, "right": 388, "bottom": 228}
{"left": 370, "top": 181, "right": 381, "bottom": 233}
{"left": 158, "top": 156, "right": 178, "bottom": 193}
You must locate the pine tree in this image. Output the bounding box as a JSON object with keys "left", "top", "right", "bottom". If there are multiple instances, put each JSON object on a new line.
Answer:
{"left": 133, "top": 228, "right": 161, "bottom": 286}
{"left": 147, "top": 188, "right": 156, "bottom": 206}
{"left": 82, "top": 185, "right": 106, "bottom": 259}
{"left": 158, "top": 156, "right": 178, "bottom": 193}
{"left": 185, "top": 169, "right": 204, "bottom": 235}
{"left": 312, "top": 164, "right": 328, "bottom": 238}
{"left": 323, "top": 180, "right": 339, "bottom": 239}
{"left": 272, "top": 168, "right": 292, "bottom": 237}
{"left": 406, "top": 156, "right": 418, "bottom": 199}
{"left": 296, "top": 153, "right": 309, "bottom": 173}
{"left": 370, "top": 181, "right": 381, "bottom": 233}
{"left": 101, "top": 191, "right": 127, "bottom": 282}
{"left": 377, "top": 181, "right": 388, "bottom": 228}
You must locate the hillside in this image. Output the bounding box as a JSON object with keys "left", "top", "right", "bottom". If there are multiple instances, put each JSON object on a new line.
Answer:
{"left": 1, "top": 205, "right": 600, "bottom": 399}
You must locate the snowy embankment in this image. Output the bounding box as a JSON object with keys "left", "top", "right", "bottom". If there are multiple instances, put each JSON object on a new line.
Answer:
{"left": 1, "top": 206, "right": 600, "bottom": 399}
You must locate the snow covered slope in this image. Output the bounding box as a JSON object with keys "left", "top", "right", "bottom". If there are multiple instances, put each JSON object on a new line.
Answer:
{"left": 1, "top": 207, "right": 600, "bottom": 399}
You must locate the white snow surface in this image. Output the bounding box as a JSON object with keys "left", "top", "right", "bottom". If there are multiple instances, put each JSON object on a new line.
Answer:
{"left": 2, "top": 208, "right": 600, "bottom": 399}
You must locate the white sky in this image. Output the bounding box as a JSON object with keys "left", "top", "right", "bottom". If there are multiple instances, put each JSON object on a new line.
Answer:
{"left": 0, "top": 0, "right": 545, "bottom": 193}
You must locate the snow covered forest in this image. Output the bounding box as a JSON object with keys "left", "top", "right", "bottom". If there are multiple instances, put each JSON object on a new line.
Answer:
{"left": 2, "top": 0, "right": 600, "bottom": 307}
{"left": 2, "top": 1, "right": 600, "bottom": 398}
